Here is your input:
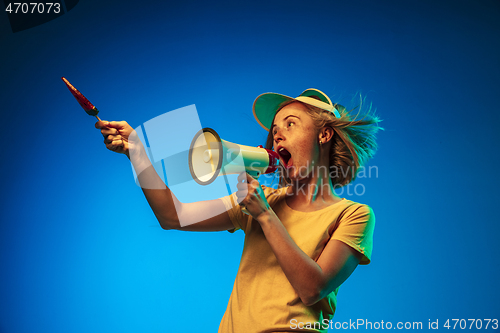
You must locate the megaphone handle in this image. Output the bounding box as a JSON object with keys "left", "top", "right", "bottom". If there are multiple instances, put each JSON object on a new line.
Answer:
{"left": 241, "top": 172, "right": 266, "bottom": 216}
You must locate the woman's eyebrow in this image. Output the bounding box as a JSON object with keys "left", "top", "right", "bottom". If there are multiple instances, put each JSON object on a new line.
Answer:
{"left": 274, "top": 115, "right": 300, "bottom": 126}
{"left": 271, "top": 115, "right": 300, "bottom": 132}
{"left": 283, "top": 114, "right": 300, "bottom": 121}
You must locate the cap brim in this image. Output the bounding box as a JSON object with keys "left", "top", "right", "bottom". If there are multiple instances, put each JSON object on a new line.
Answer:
{"left": 252, "top": 93, "right": 296, "bottom": 132}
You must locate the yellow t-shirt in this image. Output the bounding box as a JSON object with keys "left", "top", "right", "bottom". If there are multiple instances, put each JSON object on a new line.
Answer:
{"left": 218, "top": 186, "right": 375, "bottom": 333}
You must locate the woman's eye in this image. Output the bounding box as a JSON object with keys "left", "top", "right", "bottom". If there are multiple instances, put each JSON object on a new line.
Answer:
{"left": 288, "top": 122, "right": 295, "bottom": 127}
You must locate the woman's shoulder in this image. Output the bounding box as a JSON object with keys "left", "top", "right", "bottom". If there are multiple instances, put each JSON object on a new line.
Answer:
{"left": 338, "top": 199, "right": 375, "bottom": 221}
{"left": 341, "top": 198, "right": 373, "bottom": 210}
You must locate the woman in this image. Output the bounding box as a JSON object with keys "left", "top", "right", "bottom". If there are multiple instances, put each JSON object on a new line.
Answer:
{"left": 96, "top": 88, "right": 381, "bottom": 332}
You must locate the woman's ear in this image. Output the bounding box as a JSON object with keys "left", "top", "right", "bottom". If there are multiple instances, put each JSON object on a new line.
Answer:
{"left": 318, "top": 126, "right": 334, "bottom": 144}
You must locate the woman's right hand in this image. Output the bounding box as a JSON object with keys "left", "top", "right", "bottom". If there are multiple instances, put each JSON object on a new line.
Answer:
{"left": 95, "top": 120, "right": 137, "bottom": 157}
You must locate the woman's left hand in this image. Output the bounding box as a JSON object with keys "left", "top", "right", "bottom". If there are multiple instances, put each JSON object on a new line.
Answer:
{"left": 236, "top": 172, "right": 272, "bottom": 220}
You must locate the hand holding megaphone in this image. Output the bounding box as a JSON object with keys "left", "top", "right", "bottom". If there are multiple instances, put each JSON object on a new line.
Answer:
{"left": 236, "top": 172, "right": 272, "bottom": 217}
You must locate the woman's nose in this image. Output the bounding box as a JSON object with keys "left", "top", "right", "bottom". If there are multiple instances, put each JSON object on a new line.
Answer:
{"left": 273, "top": 127, "right": 284, "bottom": 143}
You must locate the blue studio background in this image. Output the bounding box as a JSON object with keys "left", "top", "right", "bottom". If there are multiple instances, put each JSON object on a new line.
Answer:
{"left": 1, "top": 0, "right": 499, "bottom": 332}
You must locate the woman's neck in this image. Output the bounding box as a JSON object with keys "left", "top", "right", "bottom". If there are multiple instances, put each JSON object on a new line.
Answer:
{"left": 285, "top": 166, "right": 342, "bottom": 211}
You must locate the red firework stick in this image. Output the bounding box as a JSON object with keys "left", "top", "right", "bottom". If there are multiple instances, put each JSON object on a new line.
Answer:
{"left": 61, "top": 77, "right": 101, "bottom": 121}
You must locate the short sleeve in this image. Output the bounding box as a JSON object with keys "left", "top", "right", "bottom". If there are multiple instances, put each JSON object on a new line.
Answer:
{"left": 220, "top": 192, "right": 247, "bottom": 233}
{"left": 331, "top": 204, "right": 375, "bottom": 264}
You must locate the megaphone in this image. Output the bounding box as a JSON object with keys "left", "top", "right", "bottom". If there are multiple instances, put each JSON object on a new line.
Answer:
{"left": 189, "top": 128, "right": 280, "bottom": 185}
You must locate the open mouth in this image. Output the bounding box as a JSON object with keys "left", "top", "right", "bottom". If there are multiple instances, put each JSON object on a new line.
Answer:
{"left": 277, "top": 147, "right": 292, "bottom": 169}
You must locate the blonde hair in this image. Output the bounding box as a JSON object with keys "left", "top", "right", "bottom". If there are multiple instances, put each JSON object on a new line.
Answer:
{"left": 265, "top": 97, "right": 382, "bottom": 187}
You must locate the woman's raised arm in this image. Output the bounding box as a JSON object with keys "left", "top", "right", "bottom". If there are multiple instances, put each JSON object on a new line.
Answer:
{"left": 95, "top": 120, "right": 234, "bottom": 232}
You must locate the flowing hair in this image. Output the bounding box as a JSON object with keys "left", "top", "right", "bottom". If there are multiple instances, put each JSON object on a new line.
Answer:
{"left": 264, "top": 95, "right": 382, "bottom": 188}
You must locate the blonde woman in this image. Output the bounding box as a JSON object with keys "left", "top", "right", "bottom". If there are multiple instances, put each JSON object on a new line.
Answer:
{"left": 96, "top": 88, "right": 381, "bottom": 333}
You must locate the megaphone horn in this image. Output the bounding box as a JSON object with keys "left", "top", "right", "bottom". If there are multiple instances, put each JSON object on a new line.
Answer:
{"left": 188, "top": 128, "right": 280, "bottom": 186}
